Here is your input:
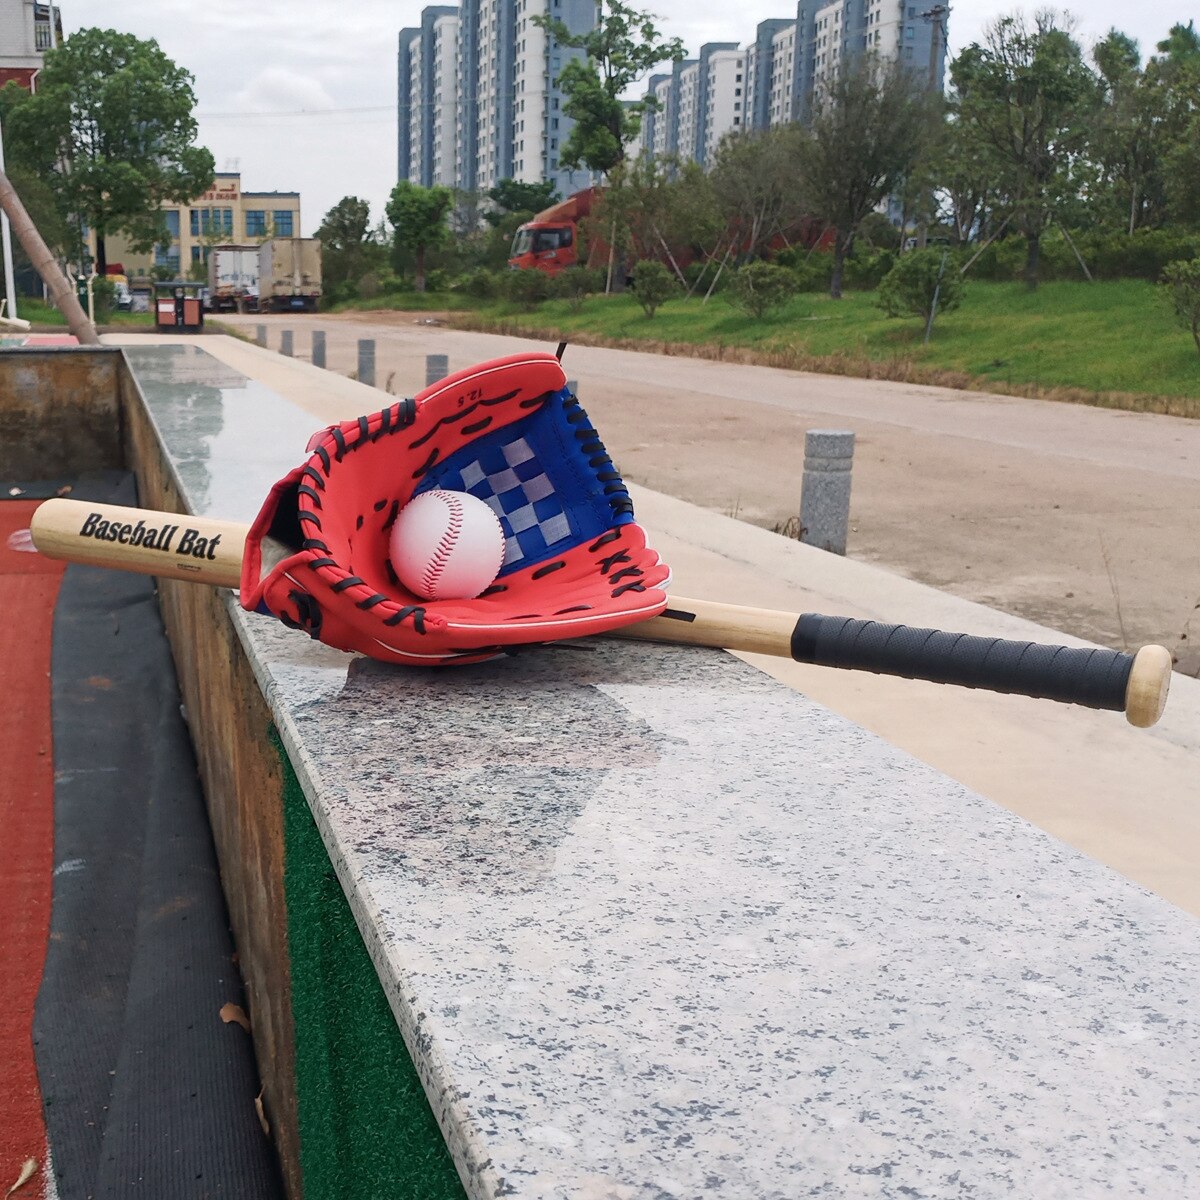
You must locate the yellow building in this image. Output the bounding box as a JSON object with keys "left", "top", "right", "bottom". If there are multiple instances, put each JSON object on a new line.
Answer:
{"left": 98, "top": 173, "right": 302, "bottom": 281}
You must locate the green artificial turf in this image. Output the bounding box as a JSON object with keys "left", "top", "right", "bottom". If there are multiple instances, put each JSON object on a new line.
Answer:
{"left": 456, "top": 279, "right": 1200, "bottom": 413}
{"left": 275, "top": 729, "right": 467, "bottom": 1200}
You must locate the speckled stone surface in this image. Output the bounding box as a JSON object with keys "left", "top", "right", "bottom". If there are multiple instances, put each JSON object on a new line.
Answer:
{"left": 125, "top": 344, "right": 1200, "bottom": 1199}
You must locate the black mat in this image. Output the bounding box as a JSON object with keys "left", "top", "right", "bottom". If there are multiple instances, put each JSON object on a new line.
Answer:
{"left": 35, "top": 470, "right": 284, "bottom": 1199}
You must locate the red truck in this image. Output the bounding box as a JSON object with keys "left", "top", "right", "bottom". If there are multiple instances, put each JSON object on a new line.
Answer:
{"left": 508, "top": 188, "right": 601, "bottom": 275}
{"left": 507, "top": 185, "right": 835, "bottom": 276}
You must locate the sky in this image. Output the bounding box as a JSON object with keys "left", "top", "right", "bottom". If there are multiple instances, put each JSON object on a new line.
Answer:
{"left": 65, "top": 1, "right": 1199, "bottom": 236}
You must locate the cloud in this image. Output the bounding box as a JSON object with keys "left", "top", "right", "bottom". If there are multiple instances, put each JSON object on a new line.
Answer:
{"left": 233, "top": 67, "right": 336, "bottom": 114}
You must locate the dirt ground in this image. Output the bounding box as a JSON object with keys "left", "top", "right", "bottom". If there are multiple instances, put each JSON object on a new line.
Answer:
{"left": 221, "top": 311, "right": 1200, "bottom": 673}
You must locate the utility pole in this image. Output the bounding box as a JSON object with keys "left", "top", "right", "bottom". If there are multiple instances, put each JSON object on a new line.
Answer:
{"left": 919, "top": 5, "right": 949, "bottom": 91}
{"left": 909, "top": 5, "right": 951, "bottom": 252}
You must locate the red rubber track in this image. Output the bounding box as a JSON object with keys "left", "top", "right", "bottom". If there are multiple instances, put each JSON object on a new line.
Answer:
{"left": 0, "top": 501, "right": 64, "bottom": 1191}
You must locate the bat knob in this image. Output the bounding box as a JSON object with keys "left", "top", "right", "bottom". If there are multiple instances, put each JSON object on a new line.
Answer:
{"left": 1125, "top": 645, "right": 1172, "bottom": 728}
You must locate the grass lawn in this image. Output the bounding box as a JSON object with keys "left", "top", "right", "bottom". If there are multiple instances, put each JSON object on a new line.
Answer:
{"left": 325, "top": 290, "right": 478, "bottom": 313}
{"left": 452, "top": 279, "right": 1200, "bottom": 416}
{"left": 16, "top": 296, "right": 154, "bottom": 330}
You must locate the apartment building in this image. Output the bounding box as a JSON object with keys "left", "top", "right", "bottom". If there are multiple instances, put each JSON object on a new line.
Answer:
{"left": 634, "top": 73, "right": 671, "bottom": 162}
{"left": 398, "top": 0, "right": 945, "bottom": 199}
{"left": 768, "top": 21, "right": 798, "bottom": 125}
{"left": 0, "top": 0, "right": 61, "bottom": 89}
{"left": 627, "top": 58, "right": 689, "bottom": 164}
{"left": 810, "top": 0, "right": 945, "bottom": 96}
{"left": 397, "top": 7, "right": 459, "bottom": 189}
{"left": 640, "top": 0, "right": 946, "bottom": 167}
{"left": 702, "top": 49, "right": 746, "bottom": 161}
{"left": 399, "top": 0, "right": 595, "bottom": 199}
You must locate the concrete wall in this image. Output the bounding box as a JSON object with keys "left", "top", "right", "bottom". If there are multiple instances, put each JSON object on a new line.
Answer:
{"left": 0, "top": 347, "right": 124, "bottom": 479}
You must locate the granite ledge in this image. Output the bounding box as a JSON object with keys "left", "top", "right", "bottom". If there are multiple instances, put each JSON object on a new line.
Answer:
{"left": 127, "top": 343, "right": 1200, "bottom": 1199}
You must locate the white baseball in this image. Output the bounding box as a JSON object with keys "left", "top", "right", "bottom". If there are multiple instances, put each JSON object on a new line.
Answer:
{"left": 389, "top": 490, "right": 506, "bottom": 601}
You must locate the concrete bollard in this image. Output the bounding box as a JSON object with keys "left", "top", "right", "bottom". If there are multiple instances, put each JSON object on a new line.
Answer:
{"left": 280, "top": 330, "right": 293, "bottom": 357}
{"left": 255, "top": 324, "right": 267, "bottom": 348}
{"left": 312, "top": 330, "right": 326, "bottom": 369}
{"left": 425, "top": 353, "right": 448, "bottom": 388}
{"left": 799, "top": 429, "right": 855, "bottom": 556}
{"left": 358, "top": 339, "right": 376, "bottom": 388}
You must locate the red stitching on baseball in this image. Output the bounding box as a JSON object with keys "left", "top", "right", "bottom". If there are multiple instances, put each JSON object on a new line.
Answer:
{"left": 421, "top": 492, "right": 463, "bottom": 599}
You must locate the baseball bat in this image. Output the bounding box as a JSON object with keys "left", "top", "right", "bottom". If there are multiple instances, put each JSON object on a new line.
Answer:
{"left": 28, "top": 498, "right": 1172, "bottom": 728}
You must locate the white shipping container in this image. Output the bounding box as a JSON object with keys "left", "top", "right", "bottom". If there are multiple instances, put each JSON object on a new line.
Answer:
{"left": 257, "top": 238, "right": 322, "bottom": 312}
{"left": 207, "top": 245, "right": 261, "bottom": 311}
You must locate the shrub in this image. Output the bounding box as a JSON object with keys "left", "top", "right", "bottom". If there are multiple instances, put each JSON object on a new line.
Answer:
{"left": 380, "top": 274, "right": 407, "bottom": 295}
{"left": 89, "top": 276, "right": 116, "bottom": 318}
{"left": 728, "top": 261, "right": 799, "bottom": 319}
{"left": 630, "top": 259, "right": 676, "bottom": 318}
{"left": 683, "top": 259, "right": 729, "bottom": 295}
{"left": 502, "top": 268, "right": 550, "bottom": 310}
{"left": 843, "top": 248, "right": 896, "bottom": 290}
{"left": 965, "top": 234, "right": 1074, "bottom": 282}
{"left": 458, "top": 268, "right": 499, "bottom": 299}
{"left": 877, "top": 248, "right": 965, "bottom": 329}
{"left": 321, "top": 280, "right": 358, "bottom": 308}
{"left": 961, "top": 228, "right": 1200, "bottom": 284}
{"left": 1082, "top": 228, "right": 1200, "bottom": 282}
{"left": 786, "top": 253, "right": 834, "bottom": 292}
{"left": 549, "top": 266, "right": 602, "bottom": 311}
{"left": 1161, "top": 258, "right": 1200, "bottom": 355}
{"left": 357, "top": 271, "right": 382, "bottom": 300}
{"left": 857, "top": 211, "right": 902, "bottom": 252}
{"left": 424, "top": 268, "right": 450, "bottom": 293}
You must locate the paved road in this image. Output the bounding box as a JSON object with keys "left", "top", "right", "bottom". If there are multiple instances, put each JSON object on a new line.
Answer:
{"left": 222, "top": 312, "right": 1200, "bottom": 672}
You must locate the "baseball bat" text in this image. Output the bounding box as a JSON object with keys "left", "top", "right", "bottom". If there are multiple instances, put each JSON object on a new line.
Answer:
{"left": 78, "top": 512, "right": 222, "bottom": 560}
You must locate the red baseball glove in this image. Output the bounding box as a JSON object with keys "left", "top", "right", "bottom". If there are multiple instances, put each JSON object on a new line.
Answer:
{"left": 240, "top": 351, "right": 670, "bottom": 665}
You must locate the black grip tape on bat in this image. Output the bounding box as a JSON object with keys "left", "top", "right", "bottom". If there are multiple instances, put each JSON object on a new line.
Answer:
{"left": 790, "top": 614, "right": 1133, "bottom": 711}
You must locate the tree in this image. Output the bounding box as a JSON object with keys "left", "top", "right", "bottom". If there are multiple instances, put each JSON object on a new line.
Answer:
{"left": 385, "top": 181, "right": 453, "bottom": 292}
{"left": 533, "top": 0, "right": 685, "bottom": 176}
{"left": 799, "top": 54, "right": 940, "bottom": 299}
{"left": 592, "top": 155, "right": 720, "bottom": 282}
{"left": 484, "top": 179, "right": 559, "bottom": 226}
{"left": 315, "top": 197, "right": 384, "bottom": 288}
{"left": 630, "top": 259, "right": 675, "bottom": 317}
{"left": 951, "top": 13, "right": 1098, "bottom": 290}
{"left": 710, "top": 126, "right": 809, "bottom": 261}
{"left": 728, "top": 262, "right": 799, "bottom": 319}
{"left": 1087, "top": 30, "right": 1155, "bottom": 232}
{"left": 876, "top": 248, "right": 965, "bottom": 335}
{"left": 1147, "top": 23, "right": 1200, "bottom": 227}
{"left": 1, "top": 28, "right": 214, "bottom": 274}
{"left": 1161, "top": 258, "right": 1200, "bottom": 355}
